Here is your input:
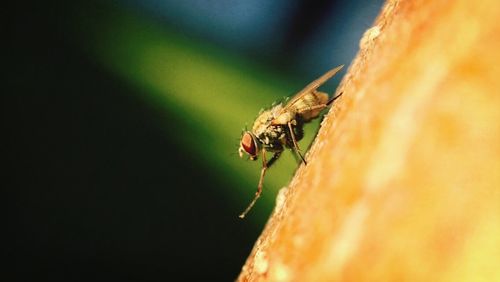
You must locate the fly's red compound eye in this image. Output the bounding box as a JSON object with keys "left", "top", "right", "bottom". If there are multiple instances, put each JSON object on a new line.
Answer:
{"left": 241, "top": 132, "right": 257, "bottom": 157}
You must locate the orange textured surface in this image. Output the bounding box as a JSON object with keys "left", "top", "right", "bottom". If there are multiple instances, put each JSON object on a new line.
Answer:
{"left": 238, "top": 0, "right": 500, "bottom": 281}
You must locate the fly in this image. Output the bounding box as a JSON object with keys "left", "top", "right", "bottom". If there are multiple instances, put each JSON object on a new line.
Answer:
{"left": 238, "top": 65, "right": 344, "bottom": 218}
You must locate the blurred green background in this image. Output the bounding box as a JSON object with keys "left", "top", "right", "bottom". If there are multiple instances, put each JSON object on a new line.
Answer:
{"left": 6, "top": 0, "right": 383, "bottom": 280}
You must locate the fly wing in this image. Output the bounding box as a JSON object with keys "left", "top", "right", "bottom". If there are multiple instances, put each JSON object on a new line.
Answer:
{"left": 271, "top": 65, "right": 344, "bottom": 124}
{"left": 280, "top": 65, "right": 344, "bottom": 114}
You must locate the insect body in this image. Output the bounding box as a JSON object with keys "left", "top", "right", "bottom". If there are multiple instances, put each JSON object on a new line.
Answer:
{"left": 238, "top": 65, "right": 344, "bottom": 218}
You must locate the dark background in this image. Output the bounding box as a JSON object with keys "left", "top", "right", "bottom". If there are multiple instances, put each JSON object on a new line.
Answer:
{"left": 5, "top": 1, "right": 383, "bottom": 281}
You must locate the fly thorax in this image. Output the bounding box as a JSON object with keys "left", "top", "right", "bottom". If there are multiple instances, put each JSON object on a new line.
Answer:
{"left": 252, "top": 109, "right": 273, "bottom": 136}
{"left": 274, "top": 112, "right": 294, "bottom": 125}
{"left": 257, "top": 125, "right": 285, "bottom": 145}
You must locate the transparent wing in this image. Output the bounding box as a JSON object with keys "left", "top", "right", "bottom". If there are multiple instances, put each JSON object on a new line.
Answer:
{"left": 280, "top": 65, "right": 344, "bottom": 113}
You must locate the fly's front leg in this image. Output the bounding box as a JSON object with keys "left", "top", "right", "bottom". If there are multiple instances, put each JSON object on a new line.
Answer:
{"left": 287, "top": 122, "right": 307, "bottom": 165}
{"left": 255, "top": 150, "right": 268, "bottom": 197}
{"left": 239, "top": 150, "right": 281, "bottom": 219}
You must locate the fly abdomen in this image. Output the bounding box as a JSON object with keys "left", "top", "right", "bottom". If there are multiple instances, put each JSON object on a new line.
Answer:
{"left": 293, "top": 116, "right": 305, "bottom": 142}
{"left": 294, "top": 124, "right": 304, "bottom": 142}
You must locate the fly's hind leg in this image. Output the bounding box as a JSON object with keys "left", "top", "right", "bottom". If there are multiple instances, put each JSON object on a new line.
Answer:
{"left": 239, "top": 150, "right": 281, "bottom": 219}
{"left": 327, "top": 92, "right": 343, "bottom": 105}
{"left": 287, "top": 122, "right": 307, "bottom": 165}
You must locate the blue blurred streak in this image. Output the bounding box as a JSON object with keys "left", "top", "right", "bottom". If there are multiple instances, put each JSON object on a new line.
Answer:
{"left": 122, "top": 0, "right": 385, "bottom": 85}
{"left": 124, "top": 0, "right": 300, "bottom": 52}
{"left": 297, "top": 0, "right": 385, "bottom": 74}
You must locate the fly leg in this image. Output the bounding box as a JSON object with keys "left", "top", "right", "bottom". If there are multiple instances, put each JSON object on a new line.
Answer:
{"left": 327, "top": 92, "right": 343, "bottom": 105}
{"left": 288, "top": 121, "right": 307, "bottom": 165}
{"left": 239, "top": 150, "right": 281, "bottom": 219}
